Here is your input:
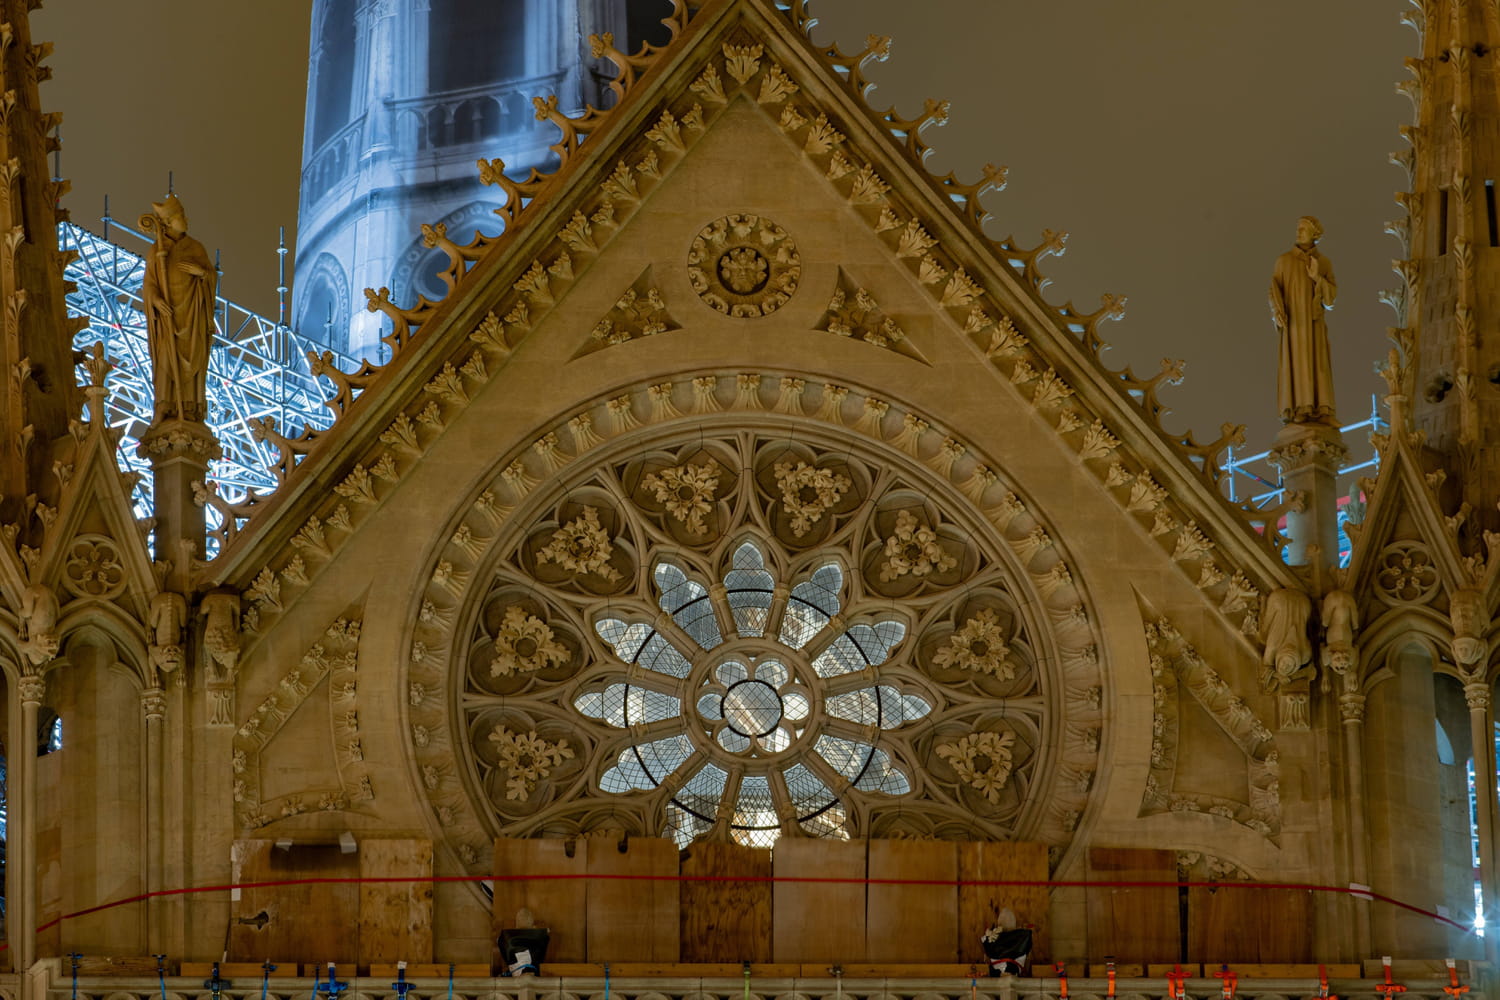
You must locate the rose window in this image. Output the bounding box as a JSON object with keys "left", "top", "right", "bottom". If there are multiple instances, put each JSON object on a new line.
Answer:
{"left": 440, "top": 430, "right": 1101, "bottom": 856}
{"left": 578, "top": 544, "right": 926, "bottom": 846}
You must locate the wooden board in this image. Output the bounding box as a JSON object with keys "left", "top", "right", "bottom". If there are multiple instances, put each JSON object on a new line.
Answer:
{"left": 957, "top": 841, "right": 1050, "bottom": 965}
{"left": 1086, "top": 847, "right": 1180, "bottom": 964}
{"left": 367, "top": 964, "right": 491, "bottom": 978}
{"left": 358, "top": 839, "right": 434, "bottom": 964}
{"left": 228, "top": 839, "right": 360, "bottom": 965}
{"left": 585, "top": 836, "right": 680, "bottom": 962}
{"left": 679, "top": 841, "right": 772, "bottom": 962}
{"left": 1188, "top": 884, "right": 1313, "bottom": 963}
{"left": 492, "top": 837, "right": 588, "bottom": 962}
{"left": 867, "top": 839, "right": 957, "bottom": 962}
{"left": 772, "top": 837, "right": 866, "bottom": 963}
{"left": 181, "top": 963, "right": 305, "bottom": 978}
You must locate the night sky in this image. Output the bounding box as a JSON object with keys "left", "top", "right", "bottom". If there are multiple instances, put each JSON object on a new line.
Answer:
{"left": 38, "top": 0, "right": 1412, "bottom": 451}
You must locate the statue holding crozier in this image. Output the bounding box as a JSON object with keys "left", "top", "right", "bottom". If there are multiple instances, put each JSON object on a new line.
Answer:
{"left": 141, "top": 195, "right": 215, "bottom": 422}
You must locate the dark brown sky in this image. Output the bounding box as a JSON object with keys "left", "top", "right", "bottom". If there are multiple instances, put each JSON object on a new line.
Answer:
{"left": 37, "top": 0, "right": 1411, "bottom": 450}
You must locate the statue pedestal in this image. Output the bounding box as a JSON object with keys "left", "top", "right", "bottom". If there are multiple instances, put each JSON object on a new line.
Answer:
{"left": 1267, "top": 421, "right": 1347, "bottom": 569}
{"left": 137, "top": 419, "right": 221, "bottom": 591}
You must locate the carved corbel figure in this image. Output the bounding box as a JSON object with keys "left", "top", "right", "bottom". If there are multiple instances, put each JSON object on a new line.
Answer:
{"left": 200, "top": 590, "right": 241, "bottom": 681}
{"left": 148, "top": 590, "right": 188, "bottom": 680}
{"left": 1320, "top": 582, "right": 1359, "bottom": 691}
{"left": 1260, "top": 588, "right": 1313, "bottom": 691}
{"left": 18, "top": 582, "right": 60, "bottom": 667}
{"left": 1450, "top": 587, "right": 1490, "bottom": 671}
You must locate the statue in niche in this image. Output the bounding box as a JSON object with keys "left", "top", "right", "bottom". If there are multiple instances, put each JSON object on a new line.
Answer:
{"left": 1320, "top": 583, "right": 1359, "bottom": 690}
{"left": 148, "top": 590, "right": 188, "bottom": 681}
{"left": 18, "top": 582, "right": 60, "bottom": 667}
{"left": 200, "top": 590, "right": 241, "bottom": 681}
{"left": 1269, "top": 216, "right": 1338, "bottom": 424}
{"left": 1450, "top": 588, "right": 1489, "bottom": 669}
{"left": 1260, "top": 588, "right": 1313, "bottom": 691}
{"left": 141, "top": 195, "right": 214, "bottom": 422}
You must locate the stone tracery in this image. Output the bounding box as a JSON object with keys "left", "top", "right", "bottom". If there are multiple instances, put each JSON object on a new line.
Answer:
{"left": 423, "top": 420, "right": 1104, "bottom": 860}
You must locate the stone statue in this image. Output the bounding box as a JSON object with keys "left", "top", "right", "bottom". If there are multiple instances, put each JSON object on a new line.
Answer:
{"left": 148, "top": 590, "right": 188, "bottom": 679}
{"left": 1451, "top": 588, "right": 1489, "bottom": 668}
{"left": 1320, "top": 585, "right": 1359, "bottom": 689}
{"left": 200, "top": 590, "right": 241, "bottom": 681}
{"left": 18, "top": 582, "right": 60, "bottom": 667}
{"left": 141, "top": 195, "right": 215, "bottom": 422}
{"left": 1261, "top": 588, "right": 1313, "bottom": 691}
{"left": 1269, "top": 216, "right": 1338, "bottom": 424}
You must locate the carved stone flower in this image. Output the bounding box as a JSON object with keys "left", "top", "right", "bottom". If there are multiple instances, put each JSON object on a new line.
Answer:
{"left": 774, "top": 460, "right": 851, "bottom": 536}
{"left": 537, "top": 506, "right": 622, "bottom": 582}
{"left": 488, "top": 727, "right": 574, "bottom": 801}
{"left": 643, "top": 462, "right": 720, "bottom": 533}
{"left": 932, "top": 609, "right": 1013, "bottom": 679}
{"left": 937, "top": 730, "right": 1016, "bottom": 805}
{"left": 879, "top": 510, "right": 956, "bottom": 582}
{"left": 490, "top": 606, "right": 569, "bottom": 677}
{"left": 64, "top": 539, "right": 124, "bottom": 597}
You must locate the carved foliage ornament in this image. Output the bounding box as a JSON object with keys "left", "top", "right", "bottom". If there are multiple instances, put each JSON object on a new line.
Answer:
{"left": 687, "top": 214, "right": 801, "bottom": 317}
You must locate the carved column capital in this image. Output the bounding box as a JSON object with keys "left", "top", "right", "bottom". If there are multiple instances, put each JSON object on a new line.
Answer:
{"left": 17, "top": 673, "right": 45, "bottom": 707}
{"left": 1465, "top": 680, "right": 1491, "bottom": 713}
{"left": 141, "top": 686, "right": 167, "bottom": 722}
{"left": 1339, "top": 691, "right": 1366, "bottom": 724}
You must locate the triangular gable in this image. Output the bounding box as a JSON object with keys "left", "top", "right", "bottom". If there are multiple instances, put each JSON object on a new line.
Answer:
{"left": 202, "top": 0, "right": 1299, "bottom": 642}
{"left": 32, "top": 371, "right": 158, "bottom": 621}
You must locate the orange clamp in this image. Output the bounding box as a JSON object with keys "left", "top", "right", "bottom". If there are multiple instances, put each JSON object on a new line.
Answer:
{"left": 1056, "top": 963, "right": 1068, "bottom": 1000}
{"left": 1317, "top": 964, "right": 1337, "bottom": 1000}
{"left": 1168, "top": 965, "right": 1188, "bottom": 1000}
{"left": 1215, "top": 965, "right": 1238, "bottom": 1000}
{"left": 1375, "top": 957, "right": 1407, "bottom": 1000}
{"left": 1106, "top": 959, "right": 1117, "bottom": 1000}
{"left": 1443, "top": 959, "right": 1468, "bottom": 1000}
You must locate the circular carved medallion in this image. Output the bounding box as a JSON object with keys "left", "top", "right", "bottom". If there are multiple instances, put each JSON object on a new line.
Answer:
{"left": 687, "top": 214, "right": 801, "bottom": 317}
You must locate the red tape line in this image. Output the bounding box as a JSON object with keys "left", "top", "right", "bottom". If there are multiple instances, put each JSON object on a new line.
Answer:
{"left": 15, "top": 873, "right": 1473, "bottom": 949}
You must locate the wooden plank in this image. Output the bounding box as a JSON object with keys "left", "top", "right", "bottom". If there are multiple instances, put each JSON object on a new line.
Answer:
{"left": 1230, "top": 964, "right": 1360, "bottom": 979}
{"left": 1188, "top": 885, "right": 1312, "bottom": 963}
{"left": 358, "top": 839, "right": 434, "bottom": 964}
{"left": 679, "top": 841, "right": 772, "bottom": 962}
{"left": 957, "top": 841, "right": 1050, "bottom": 965}
{"left": 604, "top": 963, "right": 803, "bottom": 977}
{"left": 1088, "top": 964, "right": 1146, "bottom": 978}
{"left": 367, "top": 964, "right": 491, "bottom": 978}
{"left": 228, "top": 840, "right": 360, "bottom": 965}
{"left": 824, "top": 964, "right": 988, "bottom": 978}
{"left": 1147, "top": 963, "right": 1201, "bottom": 977}
{"left": 492, "top": 838, "right": 587, "bottom": 962}
{"left": 585, "top": 836, "right": 679, "bottom": 962}
{"left": 1362, "top": 959, "right": 1478, "bottom": 979}
{"left": 867, "top": 839, "right": 957, "bottom": 962}
{"left": 772, "top": 838, "right": 866, "bottom": 963}
{"left": 72, "top": 957, "right": 166, "bottom": 975}
{"left": 1087, "top": 848, "right": 1180, "bottom": 965}
{"left": 180, "top": 963, "right": 304, "bottom": 978}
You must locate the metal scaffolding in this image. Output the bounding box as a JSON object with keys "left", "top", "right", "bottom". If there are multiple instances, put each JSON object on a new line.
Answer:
{"left": 60, "top": 219, "right": 352, "bottom": 526}
{"left": 59, "top": 218, "right": 1380, "bottom": 568}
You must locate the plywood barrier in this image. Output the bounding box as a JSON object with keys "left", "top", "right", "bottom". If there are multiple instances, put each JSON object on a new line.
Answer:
{"left": 772, "top": 838, "right": 867, "bottom": 962}
{"left": 867, "top": 839, "right": 957, "bottom": 962}
{"left": 358, "top": 840, "right": 434, "bottom": 963}
{"left": 229, "top": 840, "right": 361, "bottom": 964}
{"left": 680, "top": 841, "right": 772, "bottom": 962}
{"left": 1188, "top": 884, "right": 1313, "bottom": 963}
{"left": 957, "top": 841, "right": 1049, "bottom": 965}
{"left": 1086, "top": 847, "right": 1179, "bottom": 964}
{"left": 492, "top": 838, "right": 587, "bottom": 962}
{"left": 229, "top": 839, "right": 433, "bottom": 965}
{"left": 586, "top": 836, "right": 680, "bottom": 961}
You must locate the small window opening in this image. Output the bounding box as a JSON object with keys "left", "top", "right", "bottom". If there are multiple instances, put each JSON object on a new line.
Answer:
{"left": 36, "top": 712, "right": 61, "bottom": 756}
